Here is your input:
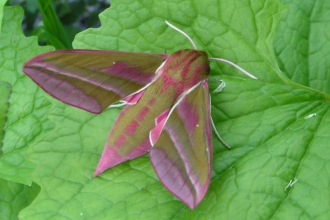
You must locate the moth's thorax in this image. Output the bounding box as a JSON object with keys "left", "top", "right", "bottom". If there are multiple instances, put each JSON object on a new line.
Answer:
{"left": 161, "top": 49, "right": 210, "bottom": 86}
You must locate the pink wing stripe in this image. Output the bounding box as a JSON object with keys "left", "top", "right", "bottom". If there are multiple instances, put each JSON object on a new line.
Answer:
{"left": 94, "top": 138, "right": 151, "bottom": 177}
{"left": 26, "top": 68, "right": 103, "bottom": 113}
{"left": 100, "top": 62, "right": 156, "bottom": 84}
{"left": 122, "top": 90, "right": 145, "bottom": 104}
{"left": 149, "top": 109, "right": 170, "bottom": 145}
{"left": 155, "top": 109, "right": 170, "bottom": 125}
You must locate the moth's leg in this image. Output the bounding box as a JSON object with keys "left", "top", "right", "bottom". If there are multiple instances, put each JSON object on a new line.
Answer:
{"left": 210, "top": 116, "right": 231, "bottom": 149}
{"left": 210, "top": 80, "right": 231, "bottom": 149}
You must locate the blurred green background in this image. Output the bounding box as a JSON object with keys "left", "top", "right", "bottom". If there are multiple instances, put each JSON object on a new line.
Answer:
{"left": 6, "top": 0, "right": 110, "bottom": 49}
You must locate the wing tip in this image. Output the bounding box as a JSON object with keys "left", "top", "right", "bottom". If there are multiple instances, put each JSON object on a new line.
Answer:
{"left": 150, "top": 148, "right": 209, "bottom": 210}
{"left": 93, "top": 167, "right": 105, "bottom": 177}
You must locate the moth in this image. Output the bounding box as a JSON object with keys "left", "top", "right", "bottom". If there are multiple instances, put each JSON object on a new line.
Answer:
{"left": 23, "top": 21, "right": 257, "bottom": 209}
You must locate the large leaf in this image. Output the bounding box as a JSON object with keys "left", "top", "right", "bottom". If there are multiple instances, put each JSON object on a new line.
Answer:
{"left": 2, "top": 0, "right": 327, "bottom": 219}
{"left": 0, "top": 179, "right": 39, "bottom": 220}
{"left": 0, "top": 81, "right": 11, "bottom": 149}
{"left": 0, "top": 0, "right": 6, "bottom": 32}
{"left": 0, "top": 3, "right": 49, "bottom": 220}
{"left": 0, "top": 6, "right": 54, "bottom": 184}
{"left": 274, "top": 0, "right": 330, "bottom": 94}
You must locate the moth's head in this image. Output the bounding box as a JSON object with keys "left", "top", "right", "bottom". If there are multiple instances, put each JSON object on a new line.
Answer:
{"left": 164, "top": 49, "right": 210, "bottom": 83}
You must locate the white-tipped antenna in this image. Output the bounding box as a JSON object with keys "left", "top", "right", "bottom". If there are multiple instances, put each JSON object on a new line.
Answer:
{"left": 165, "top": 21, "right": 257, "bottom": 80}
{"left": 165, "top": 20, "right": 197, "bottom": 50}
{"left": 209, "top": 58, "right": 258, "bottom": 79}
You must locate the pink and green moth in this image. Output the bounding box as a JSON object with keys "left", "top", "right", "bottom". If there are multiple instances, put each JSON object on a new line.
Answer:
{"left": 23, "top": 21, "right": 257, "bottom": 209}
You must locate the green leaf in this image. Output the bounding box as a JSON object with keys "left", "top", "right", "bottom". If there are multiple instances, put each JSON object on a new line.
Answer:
{"left": 6, "top": 0, "right": 329, "bottom": 219}
{"left": 0, "top": 0, "right": 6, "bottom": 32}
{"left": 35, "top": 0, "right": 71, "bottom": 49}
{"left": 274, "top": 0, "right": 330, "bottom": 95}
{"left": 0, "top": 6, "right": 54, "bottom": 185}
{"left": 210, "top": 77, "right": 328, "bottom": 219}
{"left": 0, "top": 179, "right": 39, "bottom": 220}
{"left": 0, "top": 81, "right": 11, "bottom": 150}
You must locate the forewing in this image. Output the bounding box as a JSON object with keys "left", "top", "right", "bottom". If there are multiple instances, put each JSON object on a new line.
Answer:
{"left": 150, "top": 81, "right": 212, "bottom": 209}
{"left": 93, "top": 77, "right": 178, "bottom": 176}
{"left": 23, "top": 50, "right": 166, "bottom": 113}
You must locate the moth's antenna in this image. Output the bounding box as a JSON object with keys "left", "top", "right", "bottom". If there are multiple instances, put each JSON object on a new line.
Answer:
{"left": 165, "top": 20, "right": 257, "bottom": 80}
{"left": 165, "top": 20, "right": 197, "bottom": 50}
{"left": 209, "top": 58, "right": 258, "bottom": 79}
